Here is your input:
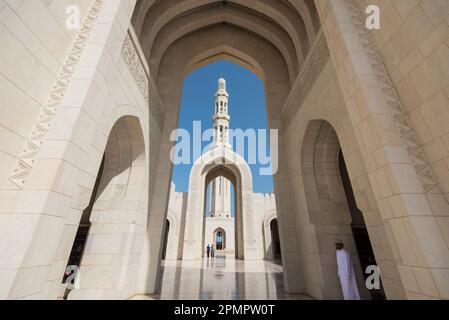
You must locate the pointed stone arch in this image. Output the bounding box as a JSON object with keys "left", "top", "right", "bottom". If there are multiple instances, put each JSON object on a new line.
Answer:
{"left": 67, "top": 115, "right": 148, "bottom": 299}
{"left": 296, "top": 119, "right": 400, "bottom": 300}
{"left": 182, "top": 146, "right": 259, "bottom": 260}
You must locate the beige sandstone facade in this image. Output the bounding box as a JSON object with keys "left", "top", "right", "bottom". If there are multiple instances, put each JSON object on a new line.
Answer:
{"left": 0, "top": 0, "right": 449, "bottom": 300}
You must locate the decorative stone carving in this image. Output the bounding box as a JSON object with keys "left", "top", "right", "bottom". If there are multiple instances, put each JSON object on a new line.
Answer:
{"left": 121, "top": 30, "right": 165, "bottom": 129}
{"left": 7, "top": 0, "right": 104, "bottom": 190}
{"left": 344, "top": 0, "right": 445, "bottom": 197}
{"left": 281, "top": 31, "right": 330, "bottom": 129}
{"left": 121, "top": 32, "right": 150, "bottom": 104}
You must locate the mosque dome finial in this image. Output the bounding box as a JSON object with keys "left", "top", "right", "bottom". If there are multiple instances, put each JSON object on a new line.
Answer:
{"left": 218, "top": 76, "right": 226, "bottom": 91}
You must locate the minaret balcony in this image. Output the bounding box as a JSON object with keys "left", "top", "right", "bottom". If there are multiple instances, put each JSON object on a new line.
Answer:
{"left": 213, "top": 115, "right": 230, "bottom": 121}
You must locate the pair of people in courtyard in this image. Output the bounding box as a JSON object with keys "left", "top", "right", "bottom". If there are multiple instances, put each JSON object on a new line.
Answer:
{"left": 206, "top": 244, "right": 215, "bottom": 258}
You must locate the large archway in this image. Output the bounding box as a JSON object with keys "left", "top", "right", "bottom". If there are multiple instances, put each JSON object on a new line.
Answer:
{"left": 128, "top": 1, "right": 321, "bottom": 295}
{"left": 65, "top": 115, "right": 147, "bottom": 299}
{"left": 299, "top": 120, "right": 385, "bottom": 300}
{"left": 129, "top": 4, "right": 321, "bottom": 247}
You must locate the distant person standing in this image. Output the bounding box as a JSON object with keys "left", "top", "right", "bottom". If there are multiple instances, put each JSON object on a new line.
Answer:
{"left": 335, "top": 240, "right": 361, "bottom": 300}
{"left": 206, "top": 244, "right": 211, "bottom": 258}
{"left": 211, "top": 245, "right": 215, "bottom": 258}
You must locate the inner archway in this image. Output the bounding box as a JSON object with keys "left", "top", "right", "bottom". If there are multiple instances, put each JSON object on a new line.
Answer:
{"left": 204, "top": 174, "right": 235, "bottom": 254}
{"left": 202, "top": 165, "right": 243, "bottom": 259}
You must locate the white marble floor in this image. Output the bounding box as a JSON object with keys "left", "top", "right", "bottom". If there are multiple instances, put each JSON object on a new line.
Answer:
{"left": 133, "top": 252, "right": 311, "bottom": 300}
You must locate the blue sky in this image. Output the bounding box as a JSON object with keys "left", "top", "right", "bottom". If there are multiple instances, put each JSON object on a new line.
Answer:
{"left": 171, "top": 60, "right": 274, "bottom": 194}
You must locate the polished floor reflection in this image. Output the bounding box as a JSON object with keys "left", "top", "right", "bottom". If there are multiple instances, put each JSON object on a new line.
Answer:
{"left": 134, "top": 252, "right": 311, "bottom": 300}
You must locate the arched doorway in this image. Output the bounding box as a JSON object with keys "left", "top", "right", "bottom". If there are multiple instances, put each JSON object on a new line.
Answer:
{"left": 203, "top": 167, "right": 242, "bottom": 259}
{"left": 162, "top": 220, "right": 170, "bottom": 260}
{"left": 299, "top": 120, "right": 374, "bottom": 299}
{"left": 214, "top": 228, "right": 226, "bottom": 250}
{"left": 270, "top": 219, "right": 281, "bottom": 259}
{"left": 182, "top": 147, "right": 259, "bottom": 260}
{"left": 63, "top": 116, "right": 147, "bottom": 299}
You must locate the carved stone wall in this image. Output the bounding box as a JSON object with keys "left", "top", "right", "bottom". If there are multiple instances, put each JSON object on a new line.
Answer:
{"left": 344, "top": 0, "right": 449, "bottom": 205}
{"left": 121, "top": 31, "right": 150, "bottom": 104}
{"left": 6, "top": 0, "right": 104, "bottom": 190}
{"left": 281, "top": 31, "right": 330, "bottom": 130}
{"left": 121, "top": 29, "right": 165, "bottom": 128}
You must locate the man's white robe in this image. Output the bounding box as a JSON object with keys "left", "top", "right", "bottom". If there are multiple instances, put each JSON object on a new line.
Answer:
{"left": 336, "top": 249, "right": 361, "bottom": 300}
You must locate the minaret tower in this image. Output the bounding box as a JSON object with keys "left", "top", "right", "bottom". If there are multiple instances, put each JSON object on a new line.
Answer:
{"left": 213, "top": 77, "right": 231, "bottom": 148}
{"left": 208, "top": 77, "right": 232, "bottom": 218}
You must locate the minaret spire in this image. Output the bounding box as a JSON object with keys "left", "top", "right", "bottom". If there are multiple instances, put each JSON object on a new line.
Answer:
{"left": 213, "top": 76, "right": 231, "bottom": 148}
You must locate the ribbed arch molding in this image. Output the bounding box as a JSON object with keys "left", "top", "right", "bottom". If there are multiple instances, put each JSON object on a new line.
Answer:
{"left": 131, "top": 0, "right": 321, "bottom": 84}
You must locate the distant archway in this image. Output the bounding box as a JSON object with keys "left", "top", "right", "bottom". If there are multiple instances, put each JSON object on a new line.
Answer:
{"left": 182, "top": 147, "right": 260, "bottom": 260}
{"left": 203, "top": 166, "right": 242, "bottom": 258}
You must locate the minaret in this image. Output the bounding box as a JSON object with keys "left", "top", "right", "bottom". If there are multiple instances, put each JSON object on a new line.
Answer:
{"left": 213, "top": 77, "right": 231, "bottom": 148}
{"left": 208, "top": 77, "right": 232, "bottom": 218}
